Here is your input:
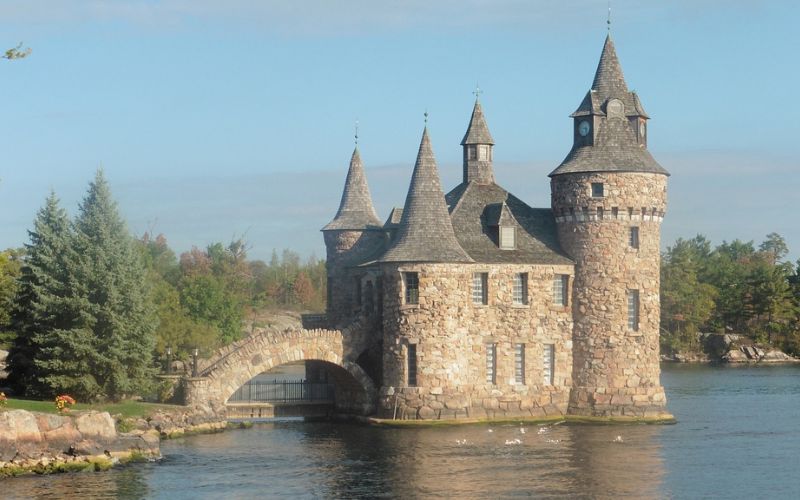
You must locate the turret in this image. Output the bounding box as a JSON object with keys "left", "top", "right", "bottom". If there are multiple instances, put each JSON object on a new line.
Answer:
{"left": 550, "top": 34, "right": 671, "bottom": 419}
{"left": 461, "top": 98, "right": 495, "bottom": 185}
{"left": 322, "top": 147, "right": 384, "bottom": 326}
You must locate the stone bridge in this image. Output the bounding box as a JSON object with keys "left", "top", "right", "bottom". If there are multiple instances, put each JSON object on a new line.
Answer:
{"left": 183, "top": 324, "right": 378, "bottom": 417}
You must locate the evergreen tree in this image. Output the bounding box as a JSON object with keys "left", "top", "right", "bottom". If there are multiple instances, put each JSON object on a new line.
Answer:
{"left": 6, "top": 193, "right": 74, "bottom": 396}
{"left": 42, "top": 171, "right": 157, "bottom": 401}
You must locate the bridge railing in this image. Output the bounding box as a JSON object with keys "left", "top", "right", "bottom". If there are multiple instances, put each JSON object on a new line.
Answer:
{"left": 228, "top": 380, "right": 335, "bottom": 404}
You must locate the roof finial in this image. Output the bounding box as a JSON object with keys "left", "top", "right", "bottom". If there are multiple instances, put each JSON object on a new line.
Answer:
{"left": 354, "top": 119, "right": 359, "bottom": 146}
{"left": 424, "top": 109, "right": 428, "bottom": 125}
{"left": 473, "top": 83, "right": 483, "bottom": 101}
{"left": 607, "top": 1, "right": 612, "bottom": 32}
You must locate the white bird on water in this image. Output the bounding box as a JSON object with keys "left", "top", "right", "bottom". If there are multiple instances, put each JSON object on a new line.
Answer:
{"left": 613, "top": 435, "right": 624, "bottom": 443}
{"left": 505, "top": 438, "right": 522, "bottom": 445}
{"left": 487, "top": 429, "right": 493, "bottom": 433}
{"left": 456, "top": 439, "right": 467, "bottom": 445}
{"left": 519, "top": 427, "right": 526, "bottom": 434}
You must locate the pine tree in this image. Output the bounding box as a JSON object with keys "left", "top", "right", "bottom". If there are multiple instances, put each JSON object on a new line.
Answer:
{"left": 6, "top": 192, "right": 74, "bottom": 397}
{"left": 72, "top": 170, "right": 157, "bottom": 400}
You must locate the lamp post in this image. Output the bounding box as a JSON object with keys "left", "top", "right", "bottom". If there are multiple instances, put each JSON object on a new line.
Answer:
{"left": 165, "top": 347, "right": 172, "bottom": 374}
{"left": 191, "top": 348, "right": 199, "bottom": 378}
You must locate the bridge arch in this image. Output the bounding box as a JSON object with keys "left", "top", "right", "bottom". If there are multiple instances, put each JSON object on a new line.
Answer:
{"left": 183, "top": 328, "right": 376, "bottom": 416}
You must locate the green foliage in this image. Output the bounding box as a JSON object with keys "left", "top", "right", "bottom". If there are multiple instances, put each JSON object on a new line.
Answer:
{"left": 8, "top": 173, "right": 157, "bottom": 402}
{"left": 660, "top": 233, "right": 800, "bottom": 354}
{"left": 0, "top": 249, "right": 22, "bottom": 346}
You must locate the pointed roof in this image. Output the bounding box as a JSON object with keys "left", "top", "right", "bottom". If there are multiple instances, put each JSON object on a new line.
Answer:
{"left": 460, "top": 100, "right": 495, "bottom": 145}
{"left": 378, "top": 128, "right": 472, "bottom": 263}
{"left": 592, "top": 35, "right": 628, "bottom": 98}
{"left": 553, "top": 35, "right": 667, "bottom": 177}
{"left": 322, "top": 147, "right": 382, "bottom": 231}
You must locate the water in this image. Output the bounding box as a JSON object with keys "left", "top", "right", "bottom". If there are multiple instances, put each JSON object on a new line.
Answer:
{"left": 4, "top": 364, "right": 800, "bottom": 499}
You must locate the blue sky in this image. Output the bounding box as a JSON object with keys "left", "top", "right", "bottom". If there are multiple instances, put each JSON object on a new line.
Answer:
{"left": 0, "top": 0, "right": 797, "bottom": 262}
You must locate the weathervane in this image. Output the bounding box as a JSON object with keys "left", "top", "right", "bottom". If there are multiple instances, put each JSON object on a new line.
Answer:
{"left": 473, "top": 84, "right": 483, "bottom": 100}
{"left": 355, "top": 119, "right": 359, "bottom": 146}
{"left": 607, "top": 1, "right": 612, "bottom": 32}
{"left": 424, "top": 110, "right": 428, "bottom": 125}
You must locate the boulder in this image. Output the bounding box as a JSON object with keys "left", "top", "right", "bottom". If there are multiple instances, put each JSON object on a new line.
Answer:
{"left": 75, "top": 412, "right": 117, "bottom": 441}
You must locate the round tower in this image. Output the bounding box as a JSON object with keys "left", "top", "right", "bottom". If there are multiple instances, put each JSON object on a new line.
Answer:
{"left": 322, "top": 147, "right": 385, "bottom": 327}
{"left": 550, "top": 35, "right": 671, "bottom": 419}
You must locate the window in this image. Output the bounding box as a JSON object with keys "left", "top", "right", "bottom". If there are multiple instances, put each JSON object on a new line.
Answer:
{"left": 354, "top": 277, "right": 362, "bottom": 306}
{"left": 407, "top": 343, "right": 417, "bottom": 386}
{"left": 468, "top": 145, "right": 477, "bottom": 160}
{"left": 591, "top": 182, "right": 604, "bottom": 198}
{"left": 628, "top": 289, "right": 640, "bottom": 331}
{"left": 404, "top": 272, "right": 419, "bottom": 305}
{"left": 364, "top": 281, "right": 374, "bottom": 313}
{"left": 513, "top": 273, "right": 528, "bottom": 305}
{"left": 472, "top": 272, "right": 488, "bottom": 305}
{"left": 629, "top": 227, "right": 640, "bottom": 249}
{"left": 543, "top": 344, "right": 555, "bottom": 385}
{"left": 553, "top": 274, "right": 568, "bottom": 306}
{"left": 478, "top": 145, "right": 489, "bottom": 161}
{"left": 500, "top": 226, "right": 515, "bottom": 250}
{"left": 515, "top": 344, "right": 526, "bottom": 385}
{"left": 486, "top": 343, "right": 497, "bottom": 384}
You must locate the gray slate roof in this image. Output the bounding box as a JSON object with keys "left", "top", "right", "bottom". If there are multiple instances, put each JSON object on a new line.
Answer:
{"left": 377, "top": 128, "right": 473, "bottom": 263}
{"left": 446, "top": 182, "right": 573, "bottom": 265}
{"left": 551, "top": 115, "right": 669, "bottom": 176}
{"left": 322, "top": 147, "right": 383, "bottom": 231}
{"left": 461, "top": 100, "right": 495, "bottom": 145}
{"left": 552, "top": 35, "right": 668, "bottom": 177}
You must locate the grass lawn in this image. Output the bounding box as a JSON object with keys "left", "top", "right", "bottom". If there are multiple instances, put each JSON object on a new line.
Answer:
{"left": 5, "top": 398, "right": 184, "bottom": 418}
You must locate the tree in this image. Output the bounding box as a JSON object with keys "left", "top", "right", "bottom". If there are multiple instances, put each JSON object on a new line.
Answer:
{"left": 0, "top": 249, "right": 22, "bottom": 344}
{"left": 35, "top": 171, "right": 157, "bottom": 401}
{"left": 2, "top": 43, "right": 31, "bottom": 60}
{"left": 293, "top": 271, "right": 315, "bottom": 307}
{"left": 6, "top": 193, "right": 74, "bottom": 397}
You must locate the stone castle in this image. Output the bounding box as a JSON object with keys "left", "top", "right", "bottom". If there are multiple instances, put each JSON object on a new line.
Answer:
{"left": 319, "top": 34, "right": 672, "bottom": 421}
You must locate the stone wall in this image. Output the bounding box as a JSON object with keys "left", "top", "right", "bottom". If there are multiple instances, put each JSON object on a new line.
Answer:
{"left": 324, "top": 229, "right": 385, "bottom": 327}
{"left": 551, "top": 171, "right": 670, "bottom": 418}
{"left": 377, "top": 262, "right": 574, "bottom": 420}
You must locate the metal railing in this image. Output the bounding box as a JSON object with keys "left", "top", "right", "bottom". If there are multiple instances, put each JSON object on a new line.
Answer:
{"left": 228, "top": 380, "right": 335, "bottom": 404}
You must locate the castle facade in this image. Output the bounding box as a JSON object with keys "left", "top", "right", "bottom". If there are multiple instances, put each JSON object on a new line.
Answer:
{"left": 320, "top": 35, "right": 671, "bottom": 420}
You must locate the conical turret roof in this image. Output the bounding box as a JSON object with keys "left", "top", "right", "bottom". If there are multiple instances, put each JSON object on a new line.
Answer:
{"left": 461, "top": 100, "right": 495, "bottom": 145}
{"left": 322, "top": 147, "right": 382, "bottom": 231}
{"left": 591, "top": 35, "right": 628, "bottom": 98}
{"left": 378, "top": 128, "right": 472, "bottom": 263}
{"left": 552, "top": 35, "right": 668, "bottom": 177}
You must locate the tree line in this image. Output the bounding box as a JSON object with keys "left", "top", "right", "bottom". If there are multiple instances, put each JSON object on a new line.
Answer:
{"left": 0, "top": 171, "right": 327, "bottom": 402}
{"left": 660, "top": 233, "right": 800, "bottom": 355}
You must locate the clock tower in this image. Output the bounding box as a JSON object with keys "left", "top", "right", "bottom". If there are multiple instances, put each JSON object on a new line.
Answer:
{"left": 551, "top": 35, "right": 672, "bottom": 419}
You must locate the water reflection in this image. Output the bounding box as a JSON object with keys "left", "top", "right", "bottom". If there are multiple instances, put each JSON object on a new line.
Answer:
{"left": 1, "top": 464, "right": 150, "bottom": 500}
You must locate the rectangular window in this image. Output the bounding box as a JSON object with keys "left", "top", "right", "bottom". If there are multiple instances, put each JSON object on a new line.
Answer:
{"left": 629, "top": 226, "right": 640, "bottom": 249}
{"left": 628, "top": 289, "right": 640, "bottom": 331}
{"left": 513, "top": 273, "right": 528, "bottom": 305}
{"left": 478, "top": 145, "right": 489, "bottom": 161}
{"left": 591, "top": 182, "right": 604, "bottom": 197}
{"left": 543, "top": 344, "right": 555, "bottom": 385}
{"left": 486, "top": 343, "right": 496, "bottom": 384}
{"left": 515, "top": 344, "right": 526, "bottom": 385}
{"left": 553, "top": 274, "right": 568, "bottom": 306}
{"left": 500, "top": 226, "right": 515, "bottom": 250}
{"left": 472, "top": 272, "right": 488, "bottom": 305}
{"left": 354, "top": 277, "right": 362, "bottom": 306}
{"left": 468, "top": 145, "right": 477, "bottom": 160}
{"left": 407, "top": 344, "right": 417, "bottom": 387}
{"left": 404, "top": 272, "right": 419, "bottom": 305}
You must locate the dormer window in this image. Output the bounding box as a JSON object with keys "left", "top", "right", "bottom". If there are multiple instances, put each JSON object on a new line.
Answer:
{"left": 499, "top": 226, "right": 515, "bottom": 250}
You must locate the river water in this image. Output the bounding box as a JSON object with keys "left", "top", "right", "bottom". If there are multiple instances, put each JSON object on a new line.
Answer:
{"left": 3, "top": 364, "right": 800, "bottom": 499}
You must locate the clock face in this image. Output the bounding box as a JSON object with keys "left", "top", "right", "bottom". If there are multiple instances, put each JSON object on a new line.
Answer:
{"left": 578, "top": 120, "right": 591, "bottom": 137}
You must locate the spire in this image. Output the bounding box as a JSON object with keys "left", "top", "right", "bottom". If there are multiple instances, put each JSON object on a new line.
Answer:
{"left": 591, "top": 34, "right": 628, "bottom": 99}
{"left": 460, "top": 99, "right": 495, "bottom": 146}
{"left": 322, "top": 147, "right": 382, "bottom": 231}
{"left": 379, "top": 127, "right": 472, "bottom": 263}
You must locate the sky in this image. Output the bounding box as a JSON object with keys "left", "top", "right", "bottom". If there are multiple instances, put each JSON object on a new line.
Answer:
{"left": 0, "top": 0, "right": 798, "bottom": 262}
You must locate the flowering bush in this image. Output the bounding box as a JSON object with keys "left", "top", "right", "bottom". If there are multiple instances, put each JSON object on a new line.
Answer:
{"left": 0, "top": 392, "right": 7, "bottom": 409}
{"left": 55, "top": 395, "right": 76, "bottom": 414}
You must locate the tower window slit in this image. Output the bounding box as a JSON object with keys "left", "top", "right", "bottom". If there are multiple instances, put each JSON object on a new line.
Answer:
{"left": 404, "top": 272, "right": 419, "bottom": 305}
{"left": 407, "top": 344, "right": 417, "bottom": 387}
{"left": 486, "top": 343, "right": 497, "bottom": 384}
{"left": 543, "top": 344, "right": 555, "bottom": 385}
{"left": 515, "top": 344, "right": 526, "bottom": 385}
